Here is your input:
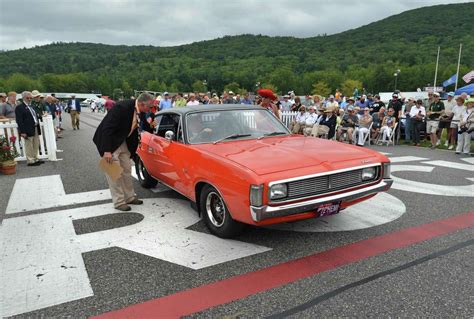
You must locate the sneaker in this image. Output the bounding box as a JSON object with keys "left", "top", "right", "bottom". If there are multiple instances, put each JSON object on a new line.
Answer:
{"left": 115, "top": 204, "right": 131, "bottom": 211}
{"left": 444, "top": 141, "right": 449, "bottom": 147}
{"left": 448, "top": 145, "right": 454, "bottom": 150}
{"left": 436, "top": 140, "right": 441, "bottom": 146}
{"left": 128, "top": 199, "right": 144, "bottom": 205}
{"left": 430, "top": 145, "right": 437, "bottom": 149}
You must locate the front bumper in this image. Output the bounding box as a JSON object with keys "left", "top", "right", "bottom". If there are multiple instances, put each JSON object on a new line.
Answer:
{"left": 250, "top": 178, "right": 393, "bottom": 222}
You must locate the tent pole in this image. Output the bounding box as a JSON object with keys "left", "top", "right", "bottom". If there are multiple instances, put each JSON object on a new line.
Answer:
{"left": 455, "top": 43, "right": 462, "bottom": 91}
{"left": 433, "top": 46, "right": 440, "bottom": 93}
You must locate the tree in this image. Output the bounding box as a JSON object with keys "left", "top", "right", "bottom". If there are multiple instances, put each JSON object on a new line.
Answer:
{"left": 4, "top": 73, "right": 41, "bottom": 92}
{"left": 224, "top": 82, "right": 241, "bottom": 93}
{"left": 341, "top": 79, "right": 363, "bottom": 97}
{"left": 191, "top": 80, "right": 206, "bottom": 93}
{"left": 311, "top": 81, "right": 331, "bottom": 97}
{"left": 121, "top": 81, "right": 133, "bottom": 98}
{"left": 268, "top": 68, "right": 295, "bottom": 95}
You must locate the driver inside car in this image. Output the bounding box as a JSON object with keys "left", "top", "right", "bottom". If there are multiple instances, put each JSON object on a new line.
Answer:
{"left": 187, "top": 115, "right": 213, "bottom": 143}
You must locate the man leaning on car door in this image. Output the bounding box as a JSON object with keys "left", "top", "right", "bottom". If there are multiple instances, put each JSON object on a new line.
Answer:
{"left": 93, "top": 93, "right": 155, "bottom": 211}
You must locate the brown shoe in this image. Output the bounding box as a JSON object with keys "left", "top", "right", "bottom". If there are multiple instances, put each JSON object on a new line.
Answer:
{"left": 128, "top": 199, "right": 143, "bottom": 205}
{"left": 116, "top": 204, "right": 131, "bottom": 211}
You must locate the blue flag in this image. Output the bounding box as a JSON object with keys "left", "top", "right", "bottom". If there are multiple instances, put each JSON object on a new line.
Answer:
{"left": 443, "top": 74, "right": 457, "bottom": 87}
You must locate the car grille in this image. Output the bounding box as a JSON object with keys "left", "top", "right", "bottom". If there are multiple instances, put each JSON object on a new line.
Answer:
{"left": 277, "top": 166, "right": 381, "bottom": 202}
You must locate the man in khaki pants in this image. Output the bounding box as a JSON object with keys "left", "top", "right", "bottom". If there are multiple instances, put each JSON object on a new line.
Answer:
{"left": 93, "top": 93, "right": 154, "bottom": 211}
{"left": 67, "top": 94, "right": 81, "bottom": 130}
{"left": 14, "top": 91, "right": 44, "bottom": 166}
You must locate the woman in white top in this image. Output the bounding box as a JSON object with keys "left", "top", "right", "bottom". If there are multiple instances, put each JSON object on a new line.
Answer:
{"left": 456, "top": 98, "right": 473, "bottom": 155}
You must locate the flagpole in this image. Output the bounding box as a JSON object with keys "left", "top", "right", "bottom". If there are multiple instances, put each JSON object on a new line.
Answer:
{"left": 433, "top": 46, "right": 440, "bottom": 93}
{"left": 455, "top": 43, "right": 462, "bottom": 90}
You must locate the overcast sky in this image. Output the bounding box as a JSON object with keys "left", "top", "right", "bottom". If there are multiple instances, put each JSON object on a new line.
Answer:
{"left": 0, "top": 0, "right": 467, "bottom": 51}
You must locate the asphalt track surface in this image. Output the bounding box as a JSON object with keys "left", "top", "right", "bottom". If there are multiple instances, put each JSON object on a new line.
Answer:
{"left": 1, "top": 109, "right": 473, "bottom": 318}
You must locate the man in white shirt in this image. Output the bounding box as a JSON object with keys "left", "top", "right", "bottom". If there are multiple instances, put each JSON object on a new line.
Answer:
{"left": 409, "top": 99, "right": 426, "bottom": 146}
{"left": 303, "top": 106, "right": 320, "bottom": 136}
{"left": 290, "top": 106, "right": 307, "bottom": 134}
{"left": 280, "top": 95, "right": 292, "bottom": 112}
{"left": 440, "top": 92, "right": 457, "bottom": 148}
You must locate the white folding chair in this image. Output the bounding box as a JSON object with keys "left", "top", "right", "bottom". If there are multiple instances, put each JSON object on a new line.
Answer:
{"left": 377, "top": 122, "right": 398, "bottom": 146}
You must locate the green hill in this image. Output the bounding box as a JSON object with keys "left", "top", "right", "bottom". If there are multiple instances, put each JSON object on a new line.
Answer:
{"left": 0, "top": 2, "right": 473, "bottom": 96}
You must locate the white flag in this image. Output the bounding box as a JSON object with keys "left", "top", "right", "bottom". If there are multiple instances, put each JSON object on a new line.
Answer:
{"left": 462, "top": 71, "right": 474, "bottom": 83}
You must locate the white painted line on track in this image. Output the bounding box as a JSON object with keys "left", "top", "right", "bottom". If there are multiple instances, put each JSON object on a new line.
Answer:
{"left": 461, "top": 157, "right": 474, "bottom": 165}
{"left": 6, "top": 175, "right": 111, "bottom": 214}
{"left": 421, "top": 160, "right": 474, "bottom": 172}
{"left": 388, "top": 156, "right": 428, "bottom": 163}
{"left": 379, "top": 152, "right": 392, "bottom": 155}
{"left": 267, "top": 192, "right": 405, "bottom": 232}
{"left": 0, "top": 198, "right": 270, "bottom": 317}
{"left": 0, "top": 212, "right": 93, "bottom": 317}
{"left": 390, "top": 165, "right": 474, "bottom": 196}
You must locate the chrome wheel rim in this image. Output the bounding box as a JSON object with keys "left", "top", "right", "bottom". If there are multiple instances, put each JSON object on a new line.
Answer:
{"left": 138, "top": 160, "right": 146, "bottom": 181}
{"left": 205, "top": 191, "right": 226, "bottom": 227}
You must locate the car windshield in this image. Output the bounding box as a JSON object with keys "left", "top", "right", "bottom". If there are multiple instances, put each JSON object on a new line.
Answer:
{"left": 186, "top": 109, "right": 290, "bottom": 144}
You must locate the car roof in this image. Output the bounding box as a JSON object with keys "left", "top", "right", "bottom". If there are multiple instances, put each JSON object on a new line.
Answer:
{"left": 157, "top": 104, "right": 264, "bottom": 116}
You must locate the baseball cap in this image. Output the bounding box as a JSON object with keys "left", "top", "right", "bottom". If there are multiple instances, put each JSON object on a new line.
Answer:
{"left": 433, "top": 92, "right": 440, "bottom": 97}
{"left": 465, "top": 98, "right": 474, "bottom": 104}
{"left": 447, "top": 92, "right": 455, "bottom": 97}
{"left": 163, "top": 91, "right": 169, "bottom": 96}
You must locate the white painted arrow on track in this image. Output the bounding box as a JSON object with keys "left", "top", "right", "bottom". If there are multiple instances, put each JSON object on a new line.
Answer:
{"left": 390, "top": 165, "right": 474, "bottom": 197}
{"left": 267, "top": 192, "right": 405, "bottom": 232}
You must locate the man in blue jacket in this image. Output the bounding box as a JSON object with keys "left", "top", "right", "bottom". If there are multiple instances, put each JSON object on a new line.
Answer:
{"left": 67, "top": 94, "right": 81, "bottom": 130}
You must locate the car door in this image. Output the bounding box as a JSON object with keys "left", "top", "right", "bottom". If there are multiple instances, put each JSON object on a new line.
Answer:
{"left": 147, "top": 113, "right": 193, "bottom": 197}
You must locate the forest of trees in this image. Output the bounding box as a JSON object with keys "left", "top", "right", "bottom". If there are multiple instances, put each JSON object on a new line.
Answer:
{"left": 0, "top": 3, "right": 472, "bottom": 97}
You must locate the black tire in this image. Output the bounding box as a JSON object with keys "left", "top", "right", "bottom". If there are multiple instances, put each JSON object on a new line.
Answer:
{"left": 200, "top": 185, "right": 245, "bottom": 238}
{"left": 135, "top": 158, "right": 158, "bottom": 188}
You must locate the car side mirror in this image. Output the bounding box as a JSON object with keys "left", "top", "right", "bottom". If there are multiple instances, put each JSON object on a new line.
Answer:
{"left": 165, "top": 130, "right": 175, "bottom": 141}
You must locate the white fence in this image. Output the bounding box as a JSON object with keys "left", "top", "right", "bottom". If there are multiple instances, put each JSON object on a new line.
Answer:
{"left": 280, "top": 111, "right": 297, "bottom": 127}
{"left": 0, "top": 116, "right": 58, "bottom": 161}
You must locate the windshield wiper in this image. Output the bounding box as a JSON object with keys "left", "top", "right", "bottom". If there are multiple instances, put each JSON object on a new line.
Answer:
{"left": 213, "top": 134, "right": 252, "bottom": 144}
{"left": 258, "top": 131, "right": 288, "bottom": 139}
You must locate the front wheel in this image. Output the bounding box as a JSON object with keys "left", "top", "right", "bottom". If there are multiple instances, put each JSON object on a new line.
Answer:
{"left": 135, "top": 158, "right": 158, "bottom": 188}
{"left": 200, "top": 185, "right": 245, "bottom": 238}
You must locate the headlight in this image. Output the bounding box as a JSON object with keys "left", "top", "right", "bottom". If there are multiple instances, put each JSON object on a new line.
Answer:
{"left": 362, "top": 167, "right": 377, "bottom": 181}
{"left": 383, "top": 163, "right": 391, "bottom": 179}
{"left": 250, "top": 184, "right": 264, "bottom": 206}
{"left": 269, "top": 184, "right": 288, "bottom": 200}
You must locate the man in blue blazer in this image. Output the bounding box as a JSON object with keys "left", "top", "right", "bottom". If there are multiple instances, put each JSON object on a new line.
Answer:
{"left": 67, "top": 94, "right": 81, "bottom": 130}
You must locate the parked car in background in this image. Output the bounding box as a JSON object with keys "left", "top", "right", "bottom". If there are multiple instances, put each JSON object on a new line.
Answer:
{"left": 135, "top": 105, "right": 393, "bottom": 238}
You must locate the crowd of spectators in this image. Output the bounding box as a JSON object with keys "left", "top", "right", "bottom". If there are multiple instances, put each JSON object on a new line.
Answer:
{"left": 0, "top": 90, "right": 85, "bottom": 167}
{"left": 136, "top": 88, "right": 473, "bottom": 154}
{"left": 2, "top": 88, "right": 473, "bottom": 157}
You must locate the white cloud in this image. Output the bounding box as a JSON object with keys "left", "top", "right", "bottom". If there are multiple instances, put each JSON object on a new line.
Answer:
{"left": 0, "top": 0, "right": 467, "bottom": 51}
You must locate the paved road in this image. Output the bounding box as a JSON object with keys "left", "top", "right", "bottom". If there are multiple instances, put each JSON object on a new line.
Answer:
{"left": 1, "top": 109, "right": 473, "bottom": 318}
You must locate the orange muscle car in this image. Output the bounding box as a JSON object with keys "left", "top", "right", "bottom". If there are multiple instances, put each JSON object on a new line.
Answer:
{"left": 135, "top": 105, "right": 393, "bottom": 238}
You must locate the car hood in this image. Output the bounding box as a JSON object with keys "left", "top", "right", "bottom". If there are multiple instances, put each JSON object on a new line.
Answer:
{"left": 193, "top": 135, "right": 381, "bottom": 175}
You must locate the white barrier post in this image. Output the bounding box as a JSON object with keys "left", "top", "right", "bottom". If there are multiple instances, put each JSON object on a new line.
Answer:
{"left": 42, "top": 115, "right": 57, "bottom": 161}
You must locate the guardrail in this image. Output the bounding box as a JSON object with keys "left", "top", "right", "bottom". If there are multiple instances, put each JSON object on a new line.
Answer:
{"left": 0, "top": 116, "right": 57, "bottom": 161}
